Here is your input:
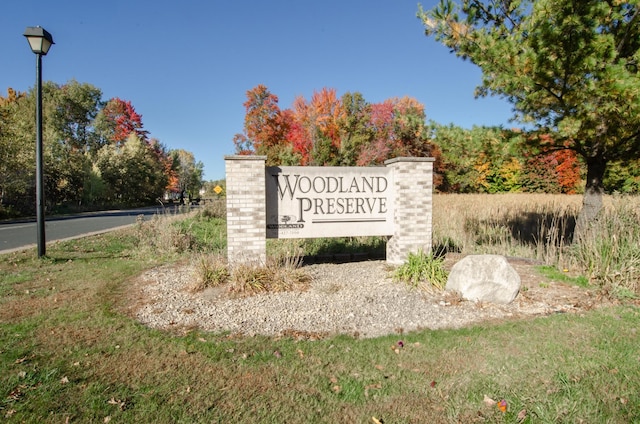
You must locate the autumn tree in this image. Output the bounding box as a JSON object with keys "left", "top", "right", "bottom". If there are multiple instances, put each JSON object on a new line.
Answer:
{"left": 236, "top": 84, "right": 291, "bottom": 165}
{"left": 236, "top": 85, "right": 439, "bottom": 168}
{"left": 94, "top": 97, "right": 149, "bottom": 145}
{"left": 357, "top": 100, "right": 395, "bottom": 165}
{"left": 419, "top": 0, "right": 640, "bottom": 237}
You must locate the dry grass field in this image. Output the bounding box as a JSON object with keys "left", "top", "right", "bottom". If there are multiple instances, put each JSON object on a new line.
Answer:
{"left": 433, "top": 193, "right": 640, "bottom": 296}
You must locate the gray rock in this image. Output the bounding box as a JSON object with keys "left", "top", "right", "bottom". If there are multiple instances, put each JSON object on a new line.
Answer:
{"left": 446, "top": 255, "right": 521, "bottom": 304}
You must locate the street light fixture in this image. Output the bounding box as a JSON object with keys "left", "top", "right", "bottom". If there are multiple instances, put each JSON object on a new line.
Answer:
{"left": 24, "top": 26, "right": 54, "bottom": 258}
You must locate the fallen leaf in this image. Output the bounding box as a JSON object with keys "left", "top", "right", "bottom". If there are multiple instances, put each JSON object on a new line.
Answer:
{"left": 296, "top": 349, "right": 304, "bottom": 358}
{"left": 375, "top": 364, "right": 384, "bottom": 370}
{"left": 430, "top": 380, "right": 437, "bottom": 388}
{"left": 273, "top": 350, "right": 282, "bottom": 358}
{"left": 60, "top": 376, "right": 69, "bottom": 384}
{"left": 104, "top": 416, "right": 111, "bottom": 423}
{"left": 517, "top": 409, "right": 527, "bottom": 421}
{"left": 332, "top": 385, "right": 341, "bottom": 393}
{"left": 483, "top": 395, "right": 497, "bottom": 407}
{"left": 372, "top": 417, "right": 384, "bottom": 424}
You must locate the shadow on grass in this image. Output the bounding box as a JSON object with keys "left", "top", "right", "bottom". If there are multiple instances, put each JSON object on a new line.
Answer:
{"left": 507, "top": 211, "right": 576, "bottom": 245}
{"left": 462, "top": 211, "right": 577, "bottom": 248}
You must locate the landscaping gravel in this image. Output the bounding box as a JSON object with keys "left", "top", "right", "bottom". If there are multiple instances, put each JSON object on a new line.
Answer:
{"left": 132, "top": 260, "right": 595, "bottom": 339}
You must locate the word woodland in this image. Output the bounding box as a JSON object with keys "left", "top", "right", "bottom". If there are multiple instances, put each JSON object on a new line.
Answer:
{"left": 265, "top": 166, "right": 395, "bottom": 238}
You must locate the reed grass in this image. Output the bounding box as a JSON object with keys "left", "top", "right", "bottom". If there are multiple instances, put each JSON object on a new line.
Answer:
{"left": 433, "top": 193, "right": 640, "bottom": 296}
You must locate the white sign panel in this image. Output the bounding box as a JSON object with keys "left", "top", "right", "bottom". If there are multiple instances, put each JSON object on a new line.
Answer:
{"left": 266, "top": 166, "right": 394, "bottom": 239}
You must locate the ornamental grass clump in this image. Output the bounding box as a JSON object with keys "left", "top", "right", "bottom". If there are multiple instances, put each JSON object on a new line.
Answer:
{"left": 190, "top": 253, "right": 230, "bottom": 292}
{"left": 393, "top": 250, "right": 448, "bottom": 290}
{"left": 228, "top": 257, "right": 310, "bottom": 295}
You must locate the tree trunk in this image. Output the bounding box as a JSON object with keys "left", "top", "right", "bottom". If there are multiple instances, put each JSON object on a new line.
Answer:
{"left": 574, "top": 155, "right": 607, "bottom": 241}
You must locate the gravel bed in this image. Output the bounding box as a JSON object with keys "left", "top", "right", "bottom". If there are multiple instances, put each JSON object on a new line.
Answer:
{"left": 132, "top": 260, "right": 590, "bottom": 339}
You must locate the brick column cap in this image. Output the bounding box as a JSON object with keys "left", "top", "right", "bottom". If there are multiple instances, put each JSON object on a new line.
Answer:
{"left": 225, "top": 155, "right": 267, "bottom": 161}
{"left": 384, "top": 157, "right": 435, "bottom": 165}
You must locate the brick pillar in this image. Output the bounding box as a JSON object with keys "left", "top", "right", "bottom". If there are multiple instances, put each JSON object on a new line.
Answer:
{"left": 225, "top": 155, "right": 267, "bottom": 265}
{"left": 385, "top": 157, "right": 435, "bottom": 265}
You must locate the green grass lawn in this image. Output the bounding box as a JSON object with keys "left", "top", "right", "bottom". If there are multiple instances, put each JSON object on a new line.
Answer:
{"left": 1, "top": 218, "right": 639, "bottom": 423}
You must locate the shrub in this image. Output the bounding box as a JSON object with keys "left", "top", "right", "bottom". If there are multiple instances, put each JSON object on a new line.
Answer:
{"left": 393, "top": 250, "right": 448, "bottom": 290}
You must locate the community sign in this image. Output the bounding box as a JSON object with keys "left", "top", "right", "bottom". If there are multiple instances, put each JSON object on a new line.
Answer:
{"left": 265, "top": 166, "right": 394, "bottom": 239}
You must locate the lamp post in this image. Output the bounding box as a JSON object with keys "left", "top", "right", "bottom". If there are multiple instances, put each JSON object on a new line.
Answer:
{"left": 24, "top": 26, "right": 54, "bottom": 258}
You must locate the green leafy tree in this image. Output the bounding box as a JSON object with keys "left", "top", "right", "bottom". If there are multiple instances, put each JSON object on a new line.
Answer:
{"left": 52, "top": 80, "right": 103, "bottom": 152}
{"left": 419, "top": 0, "right": 640, "bottom": 236}
{"left": 0, "top": 88, "right": 34, "bottom": 215}
{"left": 170, "top": 149, "right": 204, "bottom": 200}
{"left": 338, "top": 92, "right": 374, "bottom": 166}
{"left": 604, "top": 159, "right": 640, "bottom": 193}
{"left": 96, "top": 133, "right": 168, "bottom": 205}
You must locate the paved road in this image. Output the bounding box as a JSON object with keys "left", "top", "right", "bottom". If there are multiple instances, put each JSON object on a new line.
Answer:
{"left": 0, "top": 205, "right": 191, "bottom": 254}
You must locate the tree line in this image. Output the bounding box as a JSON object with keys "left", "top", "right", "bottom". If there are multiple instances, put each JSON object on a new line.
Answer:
{"left": 233, "top": 84, "right": 639, "bottom": 195}
{"left": 0, "top": 81, "right": 203, "bottom": 218}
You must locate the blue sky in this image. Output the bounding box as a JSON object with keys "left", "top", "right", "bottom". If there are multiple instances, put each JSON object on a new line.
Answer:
{"left": 2, "top": 0, "right": 515, "bottom": 180}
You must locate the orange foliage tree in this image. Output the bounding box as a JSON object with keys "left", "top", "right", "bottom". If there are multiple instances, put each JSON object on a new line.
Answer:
{"left": 234, "top": 85, "right": 438, "bottom": 168}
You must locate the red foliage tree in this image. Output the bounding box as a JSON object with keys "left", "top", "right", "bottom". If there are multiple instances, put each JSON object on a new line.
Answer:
{"left": 100, "top": 98, "right": 149, "bottom": 144}
{"left": 554, "top": 149, "right": 581, "bottom": 194}
{"left": 243, "top": 85, "right": 288, "bottom": 150}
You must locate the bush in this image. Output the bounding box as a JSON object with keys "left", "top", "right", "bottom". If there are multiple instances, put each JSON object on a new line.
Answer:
{"left": 393, "top": 250, "right": 448, "bottom": 290}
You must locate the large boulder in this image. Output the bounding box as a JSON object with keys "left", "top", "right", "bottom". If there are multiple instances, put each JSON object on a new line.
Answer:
{"left": 446, "top": 255, "right": 521, "bottom": 304}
